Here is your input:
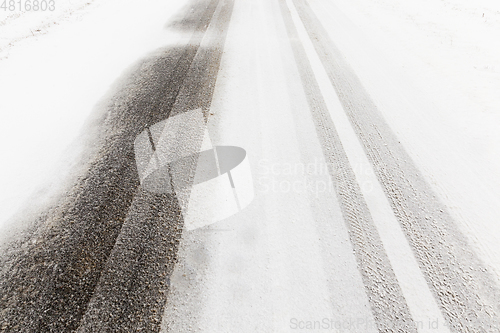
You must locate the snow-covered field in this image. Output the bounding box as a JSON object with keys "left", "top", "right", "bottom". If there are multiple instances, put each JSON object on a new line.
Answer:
{"left": 0, "top": 0, "right": 96, "bottom": 55}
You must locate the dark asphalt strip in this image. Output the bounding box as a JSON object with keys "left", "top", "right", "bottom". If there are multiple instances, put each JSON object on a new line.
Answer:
{"left": 76, "top": 0, "right": 235, "bottom": 331}
{"left": 0, "top": 0, "right": 222, "bottom": 331}
{"left": 292, "top": 0, "right": 500, "bottom": 331}
{"left": 75, "top": 189, "right": 184, "bottom": 332}
{"left": 278, "top": 1, "right": 418, "bottom": 332}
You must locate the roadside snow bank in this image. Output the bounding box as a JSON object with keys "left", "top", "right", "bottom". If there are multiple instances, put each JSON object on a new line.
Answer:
{"left": 0, "top": 0, "right": 100, "bottom": 56}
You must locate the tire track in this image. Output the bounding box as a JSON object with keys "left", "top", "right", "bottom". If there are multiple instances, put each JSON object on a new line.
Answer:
{"left": 292, "top": 0, "right": 500, "bottom": 331}
{"left": 278, "top": 1, "right": 418, "bottom": 331}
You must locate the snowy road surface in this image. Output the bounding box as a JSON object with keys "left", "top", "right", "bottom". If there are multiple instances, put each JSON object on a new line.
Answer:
{"left": 1, "top": 0, "right": 500, "bottom": 332}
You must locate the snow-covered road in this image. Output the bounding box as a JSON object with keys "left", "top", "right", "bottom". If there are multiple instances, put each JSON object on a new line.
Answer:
{"left": 1, "top": 0, "right": 500, "bottom": 331}
{"left": 162, "top": 0, "right": 500, "bottom": 331}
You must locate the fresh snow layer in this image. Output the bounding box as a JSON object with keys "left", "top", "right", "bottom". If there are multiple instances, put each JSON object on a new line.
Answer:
{"left": 0, "top": 0, "right": 97, "bottom": 56}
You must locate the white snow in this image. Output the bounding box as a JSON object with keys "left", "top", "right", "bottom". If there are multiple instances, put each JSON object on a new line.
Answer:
{"left": 0, "top": 0, "right": 96, "bottom": 57}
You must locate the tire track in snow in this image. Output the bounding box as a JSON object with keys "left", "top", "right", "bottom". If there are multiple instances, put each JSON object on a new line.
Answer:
{"left": 292, "top": 0, "right": 500, "bottom": 331}
{"left": 278, "top": 1, "right": 418, "bottom": 331}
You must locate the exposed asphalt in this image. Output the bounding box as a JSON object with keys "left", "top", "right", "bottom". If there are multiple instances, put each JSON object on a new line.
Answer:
{"left": 0, "top": 0, "right": 234, "bottom": 331}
